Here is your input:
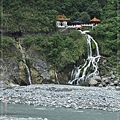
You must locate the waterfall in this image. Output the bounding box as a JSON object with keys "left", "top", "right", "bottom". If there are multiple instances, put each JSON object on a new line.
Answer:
{"left": 55, "top": 71, "right": 60, "bottom": 84}
{"left": 68, "top": 30, "right": 100, "bottom": 85}
{"left": 18, "top": 43, "right": 32, "bottom": 85}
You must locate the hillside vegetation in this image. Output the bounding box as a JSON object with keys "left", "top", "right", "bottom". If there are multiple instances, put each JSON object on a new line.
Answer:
{"left": 1, "top": 0, "right": 120, "bottom": 76}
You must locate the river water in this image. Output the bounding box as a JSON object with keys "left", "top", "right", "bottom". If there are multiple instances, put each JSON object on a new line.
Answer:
{"left": 0, "top": 102, "right": 119, "bottom": 120}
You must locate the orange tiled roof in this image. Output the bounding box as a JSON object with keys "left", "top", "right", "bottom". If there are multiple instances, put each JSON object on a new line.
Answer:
{"left": 56, "top": 14, "right": 70, "bottom": 21}
{"left": 90, "top": 17, "right": 100, "bottom": 22}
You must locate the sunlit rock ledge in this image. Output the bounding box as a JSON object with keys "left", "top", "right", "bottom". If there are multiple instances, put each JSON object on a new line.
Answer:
{"left": 0, "top": 84, "right": 120, "bottom": 112}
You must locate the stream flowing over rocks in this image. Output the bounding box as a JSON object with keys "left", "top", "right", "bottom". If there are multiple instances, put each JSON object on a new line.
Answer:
{"left": 0, "top": 84, "right": 120, "bottom": 112}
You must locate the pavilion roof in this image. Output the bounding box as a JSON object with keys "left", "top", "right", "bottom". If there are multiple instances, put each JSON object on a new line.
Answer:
{"left": 72, "top": 20, "right": 84, "bottom": 24}
{"left": 56, "top": 14, "right": 70, "bottom": 21}
{"left": 90, "top": 17, "right": 100, "bottom": 22}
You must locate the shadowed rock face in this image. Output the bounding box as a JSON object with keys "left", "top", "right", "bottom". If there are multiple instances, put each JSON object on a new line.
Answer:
{"left": 0, "top": 45, "right": 52, "bottom": 86}
{"left": 30, "top": 59, "right": 51, "bottom": 83}
{"left": 27, "top": 49, "right": 52, "bottom": 83}
{"left": 0, "top": 43, "right": 70, "bottom": 86}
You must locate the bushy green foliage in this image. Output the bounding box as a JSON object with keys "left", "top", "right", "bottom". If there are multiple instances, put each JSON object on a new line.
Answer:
{"left": 0, "top": 36, "right": 19, "bottom": 58}
{"left": 90, "top": 0, "right": 120, "bottom": 72}
{"left": 2, "top": 0, "right": 57, "bottom": 32}
{"left": 24, "top": 31, "right": 87, "bottom": 69}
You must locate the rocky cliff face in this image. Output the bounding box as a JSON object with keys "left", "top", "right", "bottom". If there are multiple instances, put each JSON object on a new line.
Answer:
{"left": 0, "top": 44, "right": 70, "bottom": 86}
{"left": 0, "top": 53, "right": 51, "bottom": 85}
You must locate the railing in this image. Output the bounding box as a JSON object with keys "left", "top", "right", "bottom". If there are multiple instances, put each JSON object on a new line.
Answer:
{"left": 57, "top": 24, "right": 98, "bottom": 28}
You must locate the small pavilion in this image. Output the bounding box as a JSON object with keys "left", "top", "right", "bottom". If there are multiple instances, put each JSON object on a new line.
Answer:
{"left": 90, "top": 17, "right": 100, "bottom": 24}
{"left": 56, "top": 14, "right": 70, "bottom": 26}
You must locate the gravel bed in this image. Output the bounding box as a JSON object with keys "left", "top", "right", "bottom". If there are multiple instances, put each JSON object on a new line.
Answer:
{"left": 0, "top": 84, "right": 120, "bottom": 112}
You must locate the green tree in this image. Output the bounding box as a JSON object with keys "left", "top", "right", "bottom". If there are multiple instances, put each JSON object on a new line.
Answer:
{"left": 86, "top": 1, "right": 102, "bottom": 18}
{"left": 91, "top": 0, "right": 120, "bottom": 69}
{"left": 79, "top": 12, "right": 91, "bottom": 23}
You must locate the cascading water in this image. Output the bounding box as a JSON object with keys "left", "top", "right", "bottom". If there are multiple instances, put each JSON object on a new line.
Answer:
{"left": 18, "top": 43, "right": 32, "bottom": 85}
{"left": 55, "top": 71, "right": 60, "bottom": 84}
{"left": 68, "top": 30, "right": 101, "bottom": 85}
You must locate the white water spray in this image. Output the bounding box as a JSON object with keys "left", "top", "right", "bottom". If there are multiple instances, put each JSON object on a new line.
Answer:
{"left": 55, "top": 71, "right": 60, "bottom": 84}
{"left": 18, "top": 43, "right": 32, "bottom": 85}
{"left": 68, "top": 30, "right": 100, "bottom": 85}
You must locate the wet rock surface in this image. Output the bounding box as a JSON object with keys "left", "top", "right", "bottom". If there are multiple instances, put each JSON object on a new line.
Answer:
{"left": 0, "top": 84, "right": 120, "bottom": 112}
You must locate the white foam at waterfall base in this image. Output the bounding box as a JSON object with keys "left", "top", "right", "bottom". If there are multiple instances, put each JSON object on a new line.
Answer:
{"left": 68, "top": 30, "right": 101, "bottom": 85}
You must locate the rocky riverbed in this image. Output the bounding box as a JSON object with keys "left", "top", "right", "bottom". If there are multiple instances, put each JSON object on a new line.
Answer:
{"left": 0, "top": 84, "right": 120, "bottom": 113}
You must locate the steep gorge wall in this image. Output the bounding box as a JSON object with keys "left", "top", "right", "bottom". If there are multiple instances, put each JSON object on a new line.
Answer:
{"left": 0, "top": 40, "right": 70, "bottom": 86}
